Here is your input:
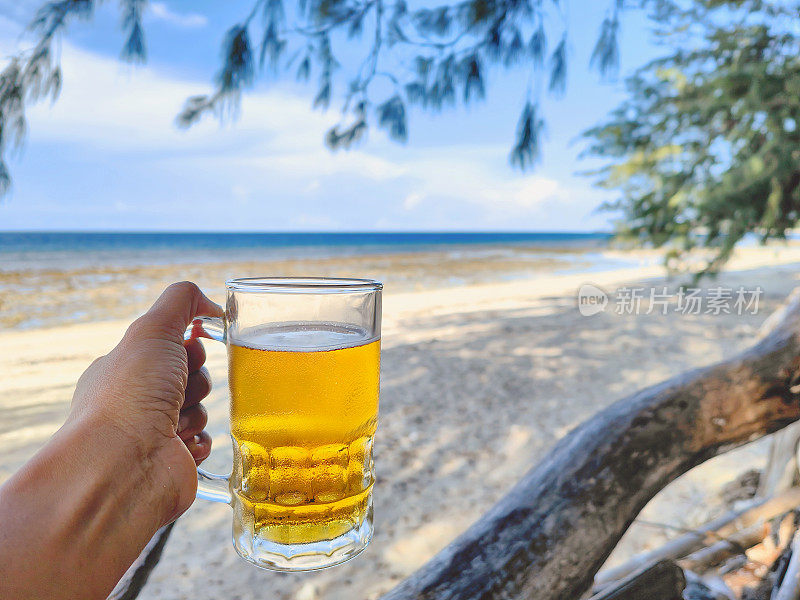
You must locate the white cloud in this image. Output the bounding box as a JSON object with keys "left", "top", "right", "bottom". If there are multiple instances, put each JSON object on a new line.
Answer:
{"left": 23, "top": 45, "right": 561, "bottom": 209}
{"left": 8, "top": 39, "right": 612, "bottom": 231}
{"left": 392, "top": 152, "right": 570, "bottom": 215}
{"left": 484, "top": 177, "right": 562, "bottom": 208}
{"left": 222, "top": 150, "right": 406, "bottom": 181}
{"left": 304, "top": 180, "right": 321, "bottom": 193}
{"left": 148, "top": 2, "right": 207, "bottom": 28}
{"left": 403, "top": 192, "right": 423, "bottom": 210}
{"left": 26, "top": 42, "right": 336, "bottom": 152}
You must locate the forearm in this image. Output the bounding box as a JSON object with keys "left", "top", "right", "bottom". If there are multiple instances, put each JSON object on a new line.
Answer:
{"left": 0, "top": 414, "right": 182, "bottom": 600}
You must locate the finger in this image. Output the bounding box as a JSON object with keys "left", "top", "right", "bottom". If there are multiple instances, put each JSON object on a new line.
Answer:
{"left": 186, "top": 431, "right": 212, "bottom": 464}
{"left": 178, "top": 404, "right": 208, "bottom": 441}
{"left": 134, "top": 282, "right": 224, "bottom": 344}
{"left": 184, "top": 337, "right": 207, "bottom": 373}
{"left": 183, "top": 367, "right": 211, "bottom": 409}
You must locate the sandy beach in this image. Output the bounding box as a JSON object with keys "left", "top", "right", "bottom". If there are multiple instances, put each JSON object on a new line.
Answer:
{"left": 4, "top": 245, "right": 800, "bottom": 599}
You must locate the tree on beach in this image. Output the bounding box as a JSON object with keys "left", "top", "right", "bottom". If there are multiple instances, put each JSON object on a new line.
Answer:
{"left": 582, "top": 0, "right": 800, "bottom": 277}
{"left": 0, "top": 0, "right": 662, "bottom": 198}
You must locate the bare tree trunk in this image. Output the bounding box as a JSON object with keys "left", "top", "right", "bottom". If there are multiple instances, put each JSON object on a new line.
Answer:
{"left": 380, "top": 290, "right": 800, "bottom": 600}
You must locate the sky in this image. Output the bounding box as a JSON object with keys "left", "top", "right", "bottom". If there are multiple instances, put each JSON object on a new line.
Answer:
{"left": 0, "top": 0, "right": 661, "bottom": 232}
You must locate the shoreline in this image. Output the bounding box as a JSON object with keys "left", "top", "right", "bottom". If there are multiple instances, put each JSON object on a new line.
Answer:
{"left": 3, "top": 247, "right": 800, "bottom": 598}
{"left": 4, "top": 241, "right": 800, "bottom": 331}
{"left": 0, "top": 243, "right": 608, "bottom": 330}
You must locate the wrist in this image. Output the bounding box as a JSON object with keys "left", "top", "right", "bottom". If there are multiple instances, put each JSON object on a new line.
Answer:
{"left": 62, "top": 409, "right": 194, "bottom": 528}
{"left": 0, "top": 413, "right": 185, "bottom": 599}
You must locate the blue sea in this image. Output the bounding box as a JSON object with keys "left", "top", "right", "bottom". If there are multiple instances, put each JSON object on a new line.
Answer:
{"left": 0, "top": 231, "right": 613, "bottom": 272}
{"left": 1, "top": 231, "right": 650, "bottom": 329}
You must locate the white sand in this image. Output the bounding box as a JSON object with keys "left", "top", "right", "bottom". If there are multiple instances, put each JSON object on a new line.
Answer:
{"left": 3, "top": 246, "right": 800, "bottom": 599}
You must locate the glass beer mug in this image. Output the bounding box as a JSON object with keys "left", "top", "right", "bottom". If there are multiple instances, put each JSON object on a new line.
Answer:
{"left": 185, "top": 277, "right": 381, "bottom": 571}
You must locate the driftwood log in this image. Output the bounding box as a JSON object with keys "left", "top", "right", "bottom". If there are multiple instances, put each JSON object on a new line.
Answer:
{"left": 378, "top": 290, "right": 800, "bottom": 600}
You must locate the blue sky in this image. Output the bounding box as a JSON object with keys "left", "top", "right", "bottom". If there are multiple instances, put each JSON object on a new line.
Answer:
{"left": 0, "top": 1, "right": 660, "bottom": 232}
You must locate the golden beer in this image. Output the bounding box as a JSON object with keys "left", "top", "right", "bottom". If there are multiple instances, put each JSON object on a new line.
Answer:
{"left": 190, "top": 277, "right": 381, "bottom": 570}
{"left": 228, "top": 332, "right": 380, "bottom": 546}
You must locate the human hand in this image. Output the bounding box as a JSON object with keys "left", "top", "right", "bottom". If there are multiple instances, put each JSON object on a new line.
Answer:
{"left": 0, "top": 282, "right": 225, "bottom": 600}
{"left": 67, "top": 281, "right": 224, "bottom": 524}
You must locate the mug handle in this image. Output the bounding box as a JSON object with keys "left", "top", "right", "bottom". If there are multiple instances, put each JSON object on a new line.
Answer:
{"left": 184, "top": 316, "right": 232, "bottom": 505}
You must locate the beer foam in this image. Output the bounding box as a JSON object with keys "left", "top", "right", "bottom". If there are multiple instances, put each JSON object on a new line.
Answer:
{"left": 232, "top": 322, "right": 378, "bottom": 352}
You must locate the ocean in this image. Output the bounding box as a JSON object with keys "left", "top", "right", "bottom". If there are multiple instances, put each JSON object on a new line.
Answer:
{"left": 0, "top": 231, "right": 634, "bottom": 329}
{"left": 0, "top": 231, "right": 611, "bottom": 272}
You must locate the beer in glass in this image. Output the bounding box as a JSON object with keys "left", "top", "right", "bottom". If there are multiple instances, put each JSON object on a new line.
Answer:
{"left": 186, "top": 277, "right": 381, "bottom": 571}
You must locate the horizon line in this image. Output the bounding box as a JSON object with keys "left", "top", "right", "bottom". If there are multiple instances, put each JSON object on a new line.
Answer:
{"left": 0, "top": 229, "right": 615, "bottom": 235}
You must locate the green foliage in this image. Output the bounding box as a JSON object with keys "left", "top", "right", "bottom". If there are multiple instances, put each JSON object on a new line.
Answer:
{"left": 120, "top": 0, "right": 147, "bottom": 63}
{"left": 583, "top": 0, "right": 800, "bottom": 277}
{"left": 171, "top": 0, "right": 590, "bottom": 162}
{"left": 510, "top": 101, "right": 544, "bottom": 168}
{"left": 0, "top": 0, "right": 634, "bottom": 197}
{"left": 590, "top": 6, "right": 619, "bottom": 78}
{"left": 0, "top": 0, "right": 95, "bottom": 196}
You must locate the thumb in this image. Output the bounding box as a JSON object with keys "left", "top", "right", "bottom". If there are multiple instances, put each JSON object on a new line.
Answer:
{"left": 128, "top": 282, "right": 224, "bottom": 345}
